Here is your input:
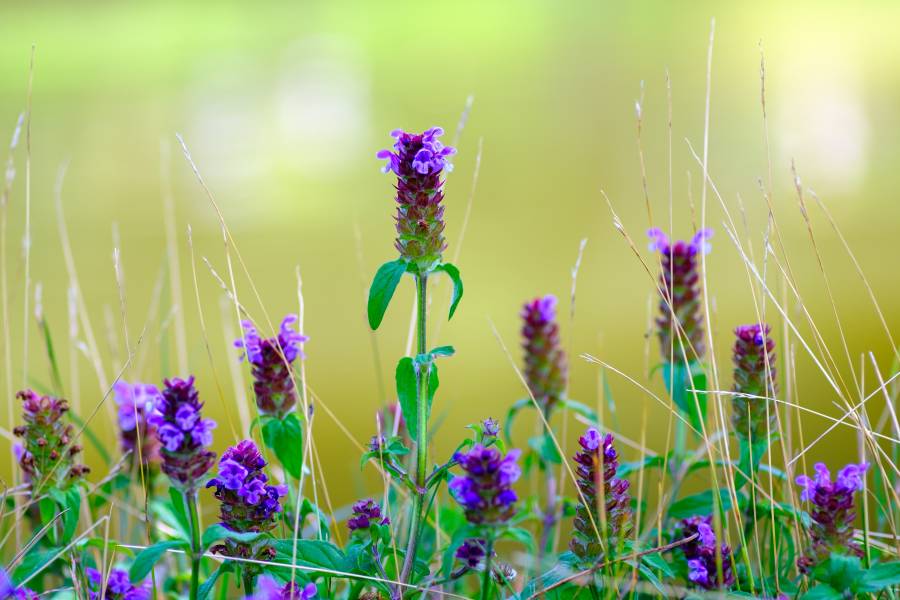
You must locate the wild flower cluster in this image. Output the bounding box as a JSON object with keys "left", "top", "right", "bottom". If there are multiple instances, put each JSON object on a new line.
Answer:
{"left": 2, "top": 120, "right": 897, "bottom": 600}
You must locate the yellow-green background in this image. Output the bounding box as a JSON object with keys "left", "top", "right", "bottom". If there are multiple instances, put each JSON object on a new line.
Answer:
{"left": 0, "top": 1, "right": 897, "bottom": 512}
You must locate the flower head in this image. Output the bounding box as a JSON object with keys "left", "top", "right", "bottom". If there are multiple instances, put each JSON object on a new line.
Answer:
{"left": 250, "top": 576, "right": 317, "bottom": 600}
{"left": 570, "top": 428, "right": 632, "bottom": 564}
{"left": 679, "top": 515, "right": 734, "bottom": 590}
{"left": 521, "top": 295, "right": 568, "bottom": 415}
{"left": 377, "top": 127, "right": 456, "bottom": 274}
{"left": 235, "top": 315, "right": 308, "bottom": 419}
{"left": 347, "top": 498, "right": 390, "bottom": 532}
{"left": 648, "top": 228, "right": 713, "bottom": 360}
{"left": 481, "top": 417, "right": 500, "bottom": 439}
{"left": 450, "top": 445, "right": 521, "bottom": 525}
{"left": 114, "top": 381, "right": 161, "bottom": 467}
{"left": 207, "top": 440, "right": 287, "bottom": 580}
{"left": 13, "top": 389, "right": 89, "bottom": 491}
{"left": 85, "top": 567, "right": 150, "bottom": 600}
{"left": 795, "top": 462, "right": 868, "bottom": 572}
{"left": 731, "top": 324, "right": 778, "bottom": 442}
{"left": 455, "top": 538, "right": 489, "bottom": 570}
{"left": 149, "top": 376, "right": 216, "bottom": 492}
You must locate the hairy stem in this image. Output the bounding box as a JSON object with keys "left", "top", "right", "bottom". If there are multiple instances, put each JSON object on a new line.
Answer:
{"left": 186, "top": 492, "right": 202, "bottom": 600}
{"left": 480, "top": 532, "right": 495, "bottom": 600}
{"left": 400, "top": 274, "right": 429, "bottom": 586}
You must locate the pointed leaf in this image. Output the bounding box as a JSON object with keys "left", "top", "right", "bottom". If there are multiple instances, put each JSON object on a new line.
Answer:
{"left": 434, "top": 262, "right": 464, "bottom": 320}
{"left": 367, "top": 259, "right": 407, "bottom": 330}
{"left": 129, "top": 540, "right": 190, "bottom": 582}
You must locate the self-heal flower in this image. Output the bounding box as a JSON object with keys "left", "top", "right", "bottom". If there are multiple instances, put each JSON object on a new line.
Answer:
{"left": 731, "top": 324, "right": 778, "bottom": 442}
{"left": 377, "top": 127, "right": 456, "bottom": 274}
{"left": 347, "top": 498, "right": 390, "bottom": 532}
{"left": 149, "top": 376, "right": 216, "bottom": 492}
{"left": 648, "top": 228, "right": 712, "bottom": 360}
{"left": 450, "top": 445, "right": 521, "bottom": 525}
{"left": 521, "top": 295, "right": 568, "bottom": 415}
{"left": 235, "top": 315, "right": 308, "bottom": 419}
{"left": 250, "top": 576, "right": 317, "bottom": 600}
{"left": 455, "top": 538, "right": 489, "bottom": 570}
{"left": 795, "top": 462, "right": 868, "bottom": 572}
{"left": 570, "top": 428, "right": 632, "bottom": 564}
{"left": 13, "top": 389, "right": 89, "bottom": 491}
{"left": 85, "top": 567, "right": 151, "bottom": 600}
{"left": 113, "top": 381, "right": 161, "bottom": 467}
{"left": 679, "top": 515, "right": 734, "bottom": 590}
{"left": 207, "top": 440, "right": 287, "bottom": 580}
{"left": 481, "top": 417, "right": 500, "bottom": 439}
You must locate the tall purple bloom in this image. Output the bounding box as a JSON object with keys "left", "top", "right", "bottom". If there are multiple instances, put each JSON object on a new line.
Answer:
{"left": 376, "top": 127, "right": 456, "bottom": 274}
{"left": 795, "top": 462, "right": 867, "bottom": 572}
{"left": 148, "top": 376, "right": 216, "bottom": 492}
{"left": 648, "top": 228, "right": 712, "bottom": 360}
{"left": 235, "top": 315, "right": 308, "bottom": 419}
{"left": 679, "top": 515, "right": 734, "bottom": 590}
{"left": 521, "top": 295, "right": 568, "bottom": 415}
{"left": 450, "top": 445, "right": 521, "bottom": 525}
{"left": 13, "top": 389, "right": 89, "bottom": 491}
{"left": 113, "top": 381, "right": 161, "bottom": 467}
{"left": 206, "top": 440, "right": 287, "bottom": 576}
{"left": 347, "top": 498, "right": 390, "bottom": 532}
{"left": 731, "top": 324, "right": 778, "bottom": 442}
{"left": 570, "top": 428, "right": 632, "bottom": 563}
{"left": 85, "top": 567, "right": 151, "bottom": 600}
{"left": 249, "top": 576, "right": 317, "bottom": 600}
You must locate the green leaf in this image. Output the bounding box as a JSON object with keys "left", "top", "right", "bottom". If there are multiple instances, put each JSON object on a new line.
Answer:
{"left": 528, "top": 433, "right": 561, "bottom": 465}
{"left": 859, "top": 561, "right": 900, "bottom": 592}
{"left": 60, "top": 488, "right": 82, "bottom": 544}
{"left": 735, "top": 438, "right": 768, "bottom": 491}
{"left": 12, "top": 547, "right": 60, "bottom": 584}
{"left": 395, "top": 357, "right": 439, "bottom": 443}
{"left": 202, "top": 523, "right": 267, "bottom": 551}
{"left": 367, "top": 259, "right": 407, "bottom": 330}
{"left": 618, "top": 455, "right": 666, "bottom": 477}
{"left": 811, "top": 553, "right": 865, "bottom": 592}
{"left": 661, "top": 360, "right": 707, "bottom": 436}
{"left": 129, "top": 539, "right": 190, "bottom": 582}
{"left": 263, "top": 413, "right": 304, "bottom": 479}
{"left": 272, "top": 539, "right": 350, "bottom": 574}
{"left": 799, "top": 584, "right": 843, "bottom": 600}
{"left": 517, "top": 563, "right": 576, "bottom": 599}
{"left": 429, "top": 345, "right": 455, "bottom": 358}
{"left": 503, "top": 398, "right": 532, "bottom": 443}
{"left": 198, "top": 561, "right": 235, "bottom": 600}
{"left": 668, "top": 489, "right": 735, "bottom": 520}
{"left": 434, "top": 262, "right": 463, "bottom": 320}
{"left": 499, "top": 526, "right": 536, "bottom": 553}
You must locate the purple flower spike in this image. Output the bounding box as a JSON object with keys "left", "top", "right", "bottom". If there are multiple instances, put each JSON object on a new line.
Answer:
{"left": 235, "top": 315, "right": 308, "bottom": 419}
{"left": 648, "top": 228, "right": 713, "bottom": 360}
{"left": 250, "top": 576, "right": 317, "bottom": 600}
{"left": 150, "top": 376, "right": 216, "bottom": 492}
{"left": 521, "top": 295, "right": 568, "bottom": 415}
{"left": 85, "top": 567, "right": 150, "bottom": 600}
{"left": 207, "top": 440, "right": 287, "bottom": 583}
{"left": 731, "top": 324, "right": 778, "bottom": 442}
{"left": 377, "top": 127, "right": 456, "bottom": 273}
{"left": 113, "top": 381, "right": 161, "bottom": 467}
{"left": 570, "top": 428, "right": 632, "bottom": 564}
{"left": 13, "top": 390, "right": 89, "bottom": 491}
{"left": 679, "top": 515, "right": 734, "bottom": 590}
{"left": 795, "top": 461, "right": 868, "bottom": 572}
{"left": 450, "top": 445, "right": 521, "bottom": 525}
{"left": 347, "top": 498, "right": 390, "bottom": 532}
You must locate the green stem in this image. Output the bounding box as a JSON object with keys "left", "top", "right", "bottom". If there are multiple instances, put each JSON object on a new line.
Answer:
{"left": 186, "top": 493, "right": 202, "bottom": 600}
{"left": 242, "top": 573, "right": 254, "bottom": 596}
{"left": 399, "top": 274, "right": 429, "bottom": 586}
{"left": 480, "top": 533, "right": 495, "bottom": 600}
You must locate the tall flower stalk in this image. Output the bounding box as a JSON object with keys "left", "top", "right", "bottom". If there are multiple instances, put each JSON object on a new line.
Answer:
{"left": 369, "top": 126, "right": 461, "bottom": 587}
{"left": 678, "top": 515, "right": 735, "bottom": 590}
{"left": 150, "top": 376, "right": 216, "bottom": 600}
{"left": 731, "top": 323, "right": 777, "bottom": 485}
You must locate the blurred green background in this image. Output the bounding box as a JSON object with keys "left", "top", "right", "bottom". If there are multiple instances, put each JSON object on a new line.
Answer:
{"left": 0, "top": 1, "right": 897, "bottom": 512}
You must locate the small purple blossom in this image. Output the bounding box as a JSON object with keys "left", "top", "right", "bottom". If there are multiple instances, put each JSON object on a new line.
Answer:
{"left": 207, "top": 440, "right": 287, "bottom": 581}
{"left": 0, "top": 567, "right": 38, "bottom": 600}
{"left": 85, "top": 567, "right": 150, "bottom": 600}
{"left": 731, "top": 324, "right": 778, "bottom": 442}
{"left": 450, "top": 445, "right": 521, "bottom": 525}
{"left": 347, "top": 498, "right": 390, "bottom": 532}
{"left": 795, "top": 462, "right": 868, "bottom": 572}
{"left": 521, "top": 295, "right": 568, "bottom": 415}
{"left": 570, "top": 428, "right": 632, "bottom": 564}
{"left": 648, "top": 228, "right": 713, "bottom": 360}
{"left": 377, "top": 127, "right": 456, "bottom": 273}
{"left": 481, "top": 417, "right": 500, "bottom": 438}
{"left": 113, "top": 381, "right": 161, "bottom": 466}
{"left": 235, "top": 315, "right": 308, "bottom": 419}
{"left": 150, "top": 376, "right": 216, "bottom": 491}
{"left": 250, "top": 576, "right": 317, "bottom": 600}
{"left": 679, "top": 515, "right": 734, "bottom": 590}
{"left": 455, "top": 538, "right": 488, "bottom": 570}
